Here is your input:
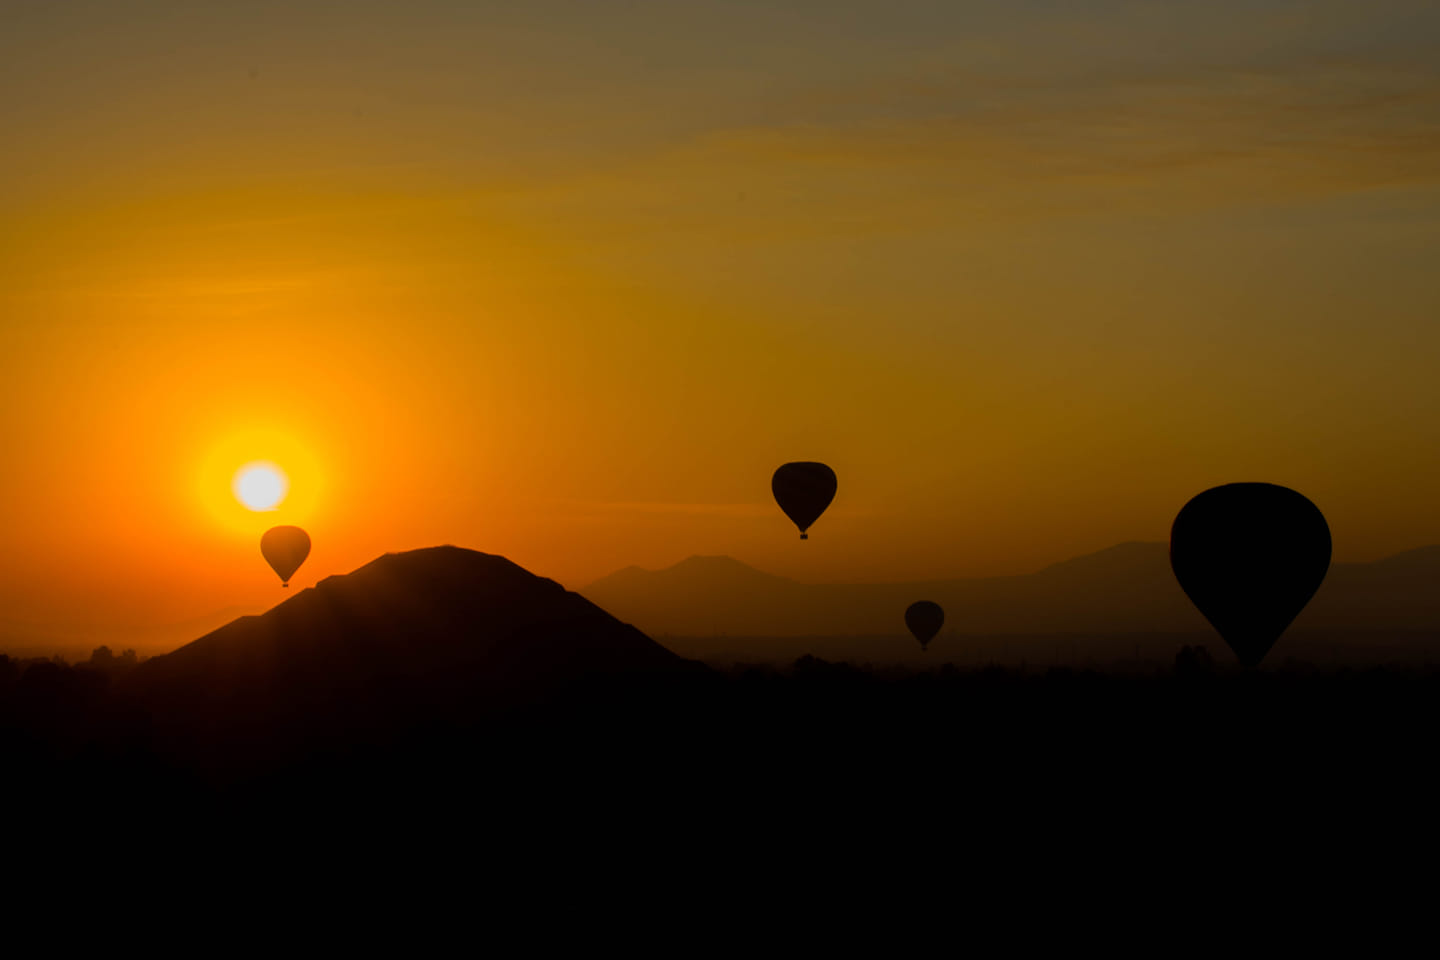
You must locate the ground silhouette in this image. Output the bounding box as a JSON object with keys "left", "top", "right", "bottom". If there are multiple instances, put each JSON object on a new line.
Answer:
{"left": 2, "top": 545, "right": 1437, "bottom": 850}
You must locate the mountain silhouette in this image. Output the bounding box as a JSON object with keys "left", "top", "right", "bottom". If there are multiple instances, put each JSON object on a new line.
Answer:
{"left": 124, "top": 546, "right": 705, "bottom": 776}
{"left": 583, "top": 542, "right": 1440, "bottom": 664}
{"left": 583, "top": 542, "right": 1195, "bottom": 638}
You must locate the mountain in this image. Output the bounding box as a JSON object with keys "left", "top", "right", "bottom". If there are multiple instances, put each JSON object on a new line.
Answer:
{"left": 1303, "top": 545, "right": 1440, "bottom": 630}
{"left": 583, "top": 543, "right": 1199, "bottom": 638}
{"left": 582, "top": 543, "right": 1440, "bottom": 664}
{"left": 125, "top": 546, "right": 705, "bottom": 770}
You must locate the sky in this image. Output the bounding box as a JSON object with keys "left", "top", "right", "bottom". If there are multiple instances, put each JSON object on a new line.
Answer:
{"left": 3, "top": 1, "right": 1440, "bottom": 639}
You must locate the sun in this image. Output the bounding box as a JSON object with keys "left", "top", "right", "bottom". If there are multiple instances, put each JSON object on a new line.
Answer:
{"left": 233, "top": 462, "right": 289, "bottom": 511}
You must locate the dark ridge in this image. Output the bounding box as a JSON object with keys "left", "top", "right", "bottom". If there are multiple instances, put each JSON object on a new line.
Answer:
{"left": 581, "top": 541, "right": 1440, "bottom": 653}
{"left": 122, "top": 546, "right": 708, "bottom": 778}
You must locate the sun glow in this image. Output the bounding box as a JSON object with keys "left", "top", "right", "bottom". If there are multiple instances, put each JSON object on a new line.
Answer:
{"left": 234, "top": 462, "right": 289, "bottom": 511}
{"left": 197, "top": 429, "right": 326, "bottom": 538}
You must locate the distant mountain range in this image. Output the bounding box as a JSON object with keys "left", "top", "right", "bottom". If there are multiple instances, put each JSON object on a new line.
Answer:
{"left": 582, "top": 543, "right": 1440, "bottom": 664}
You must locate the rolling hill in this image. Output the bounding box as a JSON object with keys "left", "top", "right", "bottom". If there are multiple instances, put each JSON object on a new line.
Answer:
{"left": 124, "top": 546, "right": 707, "bottom": 772}
{"left": 582, "top": 543, "right": 1440, "bottom": 664}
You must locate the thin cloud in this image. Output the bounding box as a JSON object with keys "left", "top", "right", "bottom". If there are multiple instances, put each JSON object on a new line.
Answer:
{"left": 499, "top": 52, "right": 1440, "bottom": 244}
{"left": 552, "top": 501, "right": 776, "bottom": 519}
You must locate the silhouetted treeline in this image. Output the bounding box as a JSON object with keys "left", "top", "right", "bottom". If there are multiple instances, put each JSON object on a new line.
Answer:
{"left": 4, "top": 644, "right": 1439, "bottom": 832}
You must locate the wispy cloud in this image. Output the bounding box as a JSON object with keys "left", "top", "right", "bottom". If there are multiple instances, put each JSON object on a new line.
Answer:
{"left": 491, "top": 50, "right": 1440, "bottom": 247}
{"left": 548, "top": 501, "right": 776, "bottom": 519}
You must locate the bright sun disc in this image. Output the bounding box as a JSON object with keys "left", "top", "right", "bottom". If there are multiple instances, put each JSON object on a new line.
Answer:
{"left": 234, "top": 462, "right": 289, "bottom": 511}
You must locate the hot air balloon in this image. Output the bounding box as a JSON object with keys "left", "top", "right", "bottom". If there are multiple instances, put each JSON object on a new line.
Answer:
{"left": 261, "top": 525, "right": 311, "bottom": 587}
{"left": 772, "top": 462, "right": 837, "bottom": 540}
{"left": 905, "top": 601, "right": 944, "bottom": 652}
{"left": 1170, "top": 483, "right": 1330, "bottom": 667}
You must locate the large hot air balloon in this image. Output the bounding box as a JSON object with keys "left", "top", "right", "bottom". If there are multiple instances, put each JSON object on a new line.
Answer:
{"left": 261, "top": 525, "right": 311, "bottom": 588}
{"left": 905, "top": 601, "right": 944, "bottom": 652}
{"left": 1170, "top": 483, "right": 1330, "bottom": 667}
{"left": 772, "top": 462, "right": 837, "bottom": 540}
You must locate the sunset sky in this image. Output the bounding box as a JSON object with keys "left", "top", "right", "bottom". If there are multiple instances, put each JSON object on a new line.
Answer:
{"left": 4, "top": 1, "right": 1440, "bottom": 639}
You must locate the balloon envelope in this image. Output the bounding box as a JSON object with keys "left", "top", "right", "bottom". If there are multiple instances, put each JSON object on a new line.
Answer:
{"left": 905, "top": 601, "right": 944, "bottom": 651}
{"left": 261, "top": 525, "right": 311, "bottom": 587}
{"left": 1170, "top": 483, "right": 1330, "bottom": 667}
{"left": 772, "top": 462, "right": 837, "bottom": 539}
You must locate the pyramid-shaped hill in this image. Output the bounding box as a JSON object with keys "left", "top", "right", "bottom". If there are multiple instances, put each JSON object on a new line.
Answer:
{"left": 126, "top": 547, "right": 705, "bottom": 733}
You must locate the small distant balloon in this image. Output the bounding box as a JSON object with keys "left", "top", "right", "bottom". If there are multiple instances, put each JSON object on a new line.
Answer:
{"left": 905, "top": 601, "right": 944, "bottom": 652}
{"left": 772, "top": 462, "right": 837, "bottom": 540}
{"left": 261, "top": 526, "right": 311, "bottom": 588}
{"left": 1170, "top": 483, "right": 1330, "bottom": 667}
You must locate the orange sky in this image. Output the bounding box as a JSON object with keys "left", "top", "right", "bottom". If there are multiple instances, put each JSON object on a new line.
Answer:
{"left": 4, "top": 2, "right": 1440, "bottom": 641}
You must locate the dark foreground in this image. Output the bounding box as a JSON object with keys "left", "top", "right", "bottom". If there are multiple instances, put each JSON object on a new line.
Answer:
{"left": 10, "top": 650, "right": 1440, "bottom": 936}
{"left": 13, "top": 546, "right": 1419, "bottom": 867}
{"left": 4, "top": 651, "right": 1437, "bottom": 830}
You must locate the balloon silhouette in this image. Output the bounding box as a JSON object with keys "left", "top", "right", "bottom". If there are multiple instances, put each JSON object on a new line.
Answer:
{"left": 261, "top": 525, "right": 311, "bottom": 587}
{"left": 1170, "top": 483, "right": 1330, "bottom": 667}
{"left": 905, "top": 601, "right": 944, "bottom": 652}
{"left": 772, "top": 462, "right": 837, "bottom": 540}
